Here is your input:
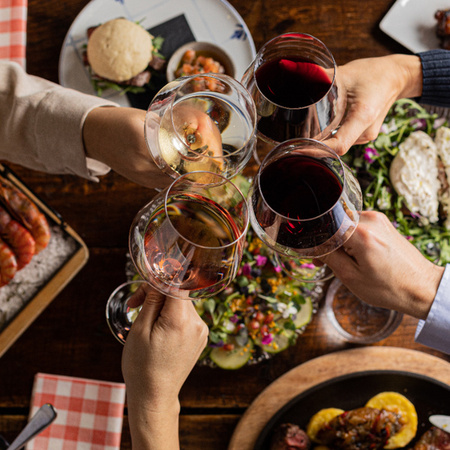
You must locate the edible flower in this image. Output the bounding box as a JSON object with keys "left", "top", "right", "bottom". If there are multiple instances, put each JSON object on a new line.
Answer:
{"left": 363, "top": 146, "right": 379, "bottom": 163}
{"left": 256, "top": 255, "right": 268, "bottom": 266}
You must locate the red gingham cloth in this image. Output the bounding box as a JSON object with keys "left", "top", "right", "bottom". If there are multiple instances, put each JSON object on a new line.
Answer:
{"left": 0, "top": 0, "right": 27, "bottom": 68}
{"left": 26, "top": 373, "right": 126, "bottom": 450}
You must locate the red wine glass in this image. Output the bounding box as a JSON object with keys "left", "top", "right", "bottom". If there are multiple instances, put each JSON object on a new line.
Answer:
{"left": 145, "top": 73, "right": 257, "bottom": 180}
{"left": 248, "top": 138, "right": 362, "bottom": 281}
{"left": 241, "top": 33, "right": 346, "bottom": 163}
{"left": 106, "top": 171, "right": 249, "bottom": 343}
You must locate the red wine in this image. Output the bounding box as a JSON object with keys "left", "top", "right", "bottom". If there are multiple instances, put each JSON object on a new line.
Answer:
{"left": 256, "top": 58, "right": 331, "bottom": 108}
{"left": 255, "top": 57, "right": 333, "bottom": 142}
{"left": 142, "top": 194, "right": 242, "bottom": 295}
{"left": 256, "top": 154, "right": 344, "bottom": 249}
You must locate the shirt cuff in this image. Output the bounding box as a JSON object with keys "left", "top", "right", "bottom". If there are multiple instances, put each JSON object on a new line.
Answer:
{"left": 415, "top": 263, "right": 450, "bottom": 354}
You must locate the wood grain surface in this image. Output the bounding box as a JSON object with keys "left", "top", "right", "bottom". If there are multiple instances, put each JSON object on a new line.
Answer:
{"left": 0, "top": 1, "right": 448, "bottom": 449}
{"left": 229, "top": 347, "right": 450, "bottom": 449}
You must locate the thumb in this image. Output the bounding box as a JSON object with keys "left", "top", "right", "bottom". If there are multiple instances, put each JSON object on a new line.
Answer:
{"left": 133, "top": 285, "right": 166, "bottom": 328}
{"left": 318, "top": 247, "right": 355, "bottom": 279}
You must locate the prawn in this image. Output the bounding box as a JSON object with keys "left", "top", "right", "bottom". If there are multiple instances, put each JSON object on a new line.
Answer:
{"left": 0, "top": 177, "right": 50, "bottom": 253}
{"left": 0, "top": 237, "right": 17, "bottom": 286}
{"left": 0, "top": 206, "right": 35, "bottom": 269}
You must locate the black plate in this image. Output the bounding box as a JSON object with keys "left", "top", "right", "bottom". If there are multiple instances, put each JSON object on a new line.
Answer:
{"left": 255, "top": 370, "right": 450, "bottom": 449}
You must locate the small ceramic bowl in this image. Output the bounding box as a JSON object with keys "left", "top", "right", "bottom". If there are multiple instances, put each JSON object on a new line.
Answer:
{"left": 166, "top": 41, "right": 236, "bottom": 82}
{"left": 325, "top": 278, "right": 403, "bottom": 344}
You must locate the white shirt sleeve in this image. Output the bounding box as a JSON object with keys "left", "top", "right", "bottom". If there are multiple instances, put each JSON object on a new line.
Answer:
{"left": 0, "top": 61, "right": 118, "bottom": 181}
{"left": 415, "top": 263, "right": 450, "bottom": 354}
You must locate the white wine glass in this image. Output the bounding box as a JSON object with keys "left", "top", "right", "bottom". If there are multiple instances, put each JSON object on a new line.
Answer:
{"left": 145, "top": 73, "right": 257, "bottom": 179}
{"left": 249, "top": 138, "right": 362, "bottom": 281}
{"left": 106, "top": 171, "right": 249, "bottom": 343}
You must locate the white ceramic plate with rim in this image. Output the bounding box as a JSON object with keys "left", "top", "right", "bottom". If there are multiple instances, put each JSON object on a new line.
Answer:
{"left": 380, "top": 0, "right": 450, "bottom": 53}
{"left": 58, "top": 0, "right": 256, "bottom": 107}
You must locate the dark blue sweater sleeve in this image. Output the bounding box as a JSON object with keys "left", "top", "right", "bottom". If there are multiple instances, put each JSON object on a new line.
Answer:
{"left": 417, "top": 49, "right": 450, "bottom": 107}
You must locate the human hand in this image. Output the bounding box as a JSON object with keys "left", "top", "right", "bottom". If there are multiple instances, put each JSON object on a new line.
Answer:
{"left": 121, "top": 285, "right": 208, "bottom": 450}
{"left": 324, "top": 54, "right": 423, "bottom": 155}
{"left": 83, "top": 106, "right": 173, "bottom": 189}
{"left": 319, "top": 211, "right": 444, "bottom": 320}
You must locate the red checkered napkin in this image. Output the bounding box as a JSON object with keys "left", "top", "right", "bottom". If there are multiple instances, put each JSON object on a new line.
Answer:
{"left": 26, "top": 373, "right": 126, "bottom": 450}
{"left": 0, "top": 0, "right": 27, "bottom": 68}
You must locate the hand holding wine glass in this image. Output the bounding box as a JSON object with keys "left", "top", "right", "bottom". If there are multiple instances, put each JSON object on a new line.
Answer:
{"left": 248, "top": 138, "right": 362, "bottom": 281}
{"left": 145, "top": 73, "right": 257, "bottom": 179}
{"left": 106, "top": 171, "right": 249, "bottom": 343}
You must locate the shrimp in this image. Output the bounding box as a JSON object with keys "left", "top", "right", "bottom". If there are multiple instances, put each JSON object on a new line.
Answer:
{"left": 0, "top": 206, "right": 35, "bottom": 269}
{"left": 0, "top": 237, "right": 17, "bottom": 286}
{"left": 0, "top": 177, "right": 50, "bottom": 253}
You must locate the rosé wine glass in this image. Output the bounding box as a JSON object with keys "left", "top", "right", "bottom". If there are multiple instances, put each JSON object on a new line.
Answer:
{"left": 106, "top": 171, "right": 249, "bottom": 343}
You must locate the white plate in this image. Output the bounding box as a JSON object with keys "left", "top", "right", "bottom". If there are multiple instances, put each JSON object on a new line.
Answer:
{"left": 380, "top": 0, "right": 450, "bottom": 53}
{"left": 58, "top": 0, "right": 256, "bottom": 106}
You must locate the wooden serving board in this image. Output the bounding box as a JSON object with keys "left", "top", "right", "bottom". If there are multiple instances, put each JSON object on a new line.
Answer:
{"left": 0, "top": 164, "right": 89, "bottom": 358}
{"left": 228, "top": 346, "right": 450, "bottom": 450}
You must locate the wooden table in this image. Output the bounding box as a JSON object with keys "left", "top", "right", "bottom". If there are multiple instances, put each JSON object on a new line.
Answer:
{"left": 0, "top": 0, "right": 448, "bottom": 448}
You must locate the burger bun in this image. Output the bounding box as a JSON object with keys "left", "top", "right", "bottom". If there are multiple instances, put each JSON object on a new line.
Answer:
{"left": 87, "top": 18, "right": 153, "bottom": 82}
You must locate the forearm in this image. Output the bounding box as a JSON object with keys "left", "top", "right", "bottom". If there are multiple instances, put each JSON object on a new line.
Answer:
{"left": 127, "top": 398, "right": 181, "bottom": 450}
{"left": 0, "top": 61, "right": 116, "bottom": 180}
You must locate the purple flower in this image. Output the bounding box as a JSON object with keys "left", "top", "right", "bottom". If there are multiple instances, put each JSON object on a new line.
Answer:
{"left": 261, "top": 334, "right": 274, "bottom": 345}
{"left": 256, "top": 255, "right": 268, "bottom": 266}
{"left": 274, "top": 265, "right": 282, "bottom": 273}
{"left": 242, "top": 263, "right": 251, "bottom": 276}
{"left": 411, "top": 118, "right": 426, "bottom": 130}
{"left": 363, "top": 147, "right": 379, "bottom": 163}
{"left": 229, "top": 314, "right": 239, "bottom": 323}
{"left": 300, "top": 263, "right": 316, "bottom": 269}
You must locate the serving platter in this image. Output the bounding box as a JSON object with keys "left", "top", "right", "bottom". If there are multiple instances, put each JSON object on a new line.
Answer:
{"left": 380, "top": 0, "right": 450, "bottom": 53}
{"left": 0, "top": 164, "right": 89, "bottom": 358}
{"left": 58, "top": 0, "right": 256, "bottom": 108}
{"left": 255, "top": 370, "right": 450, "bottom": 449}
{"left": 228, "top": 347, "right": 450, "bottom": 450}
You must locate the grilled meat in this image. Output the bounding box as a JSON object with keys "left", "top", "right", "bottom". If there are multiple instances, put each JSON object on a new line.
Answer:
{"left": 412, "top": 426, "right": 450, "bottom": 450}
{"left": 316, "top": 407, "right": 403, "bottom": 450}
{"left": 270, "top": 423, "right": 311, "bottom": 450}
{"left": 435, "top": 9, "right": 450, "bottom": 49}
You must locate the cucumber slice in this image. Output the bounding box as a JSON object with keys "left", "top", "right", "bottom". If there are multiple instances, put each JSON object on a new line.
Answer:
{"left": 210, "top": 339, "right": 253, "bottom": 370}
{"left": 256, "top": 331, "right": 293, "bottom": 354}
{"left": 293, "top": 297, "right": 313, "bottom": 328}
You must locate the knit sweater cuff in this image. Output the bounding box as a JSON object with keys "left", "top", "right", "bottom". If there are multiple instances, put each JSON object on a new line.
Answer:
{"left": 417, "top": 49, "right": 450, "bottom": 107}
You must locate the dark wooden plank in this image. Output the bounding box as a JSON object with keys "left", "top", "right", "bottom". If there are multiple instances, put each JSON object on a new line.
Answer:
{"left": 1, "top": 1, "right": 448, "bottom": 449}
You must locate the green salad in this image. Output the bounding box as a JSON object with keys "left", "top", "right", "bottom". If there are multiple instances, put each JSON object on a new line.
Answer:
{"left": 343, "top": 98, "right": 450, "bottom": 265}
{"left": 195, "top": 226, "right": 319, "bottom": 369}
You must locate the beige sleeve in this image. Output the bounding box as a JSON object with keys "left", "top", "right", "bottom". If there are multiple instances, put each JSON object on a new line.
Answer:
{"left": 0, "top": 61, "right": 119, "bottom": 181}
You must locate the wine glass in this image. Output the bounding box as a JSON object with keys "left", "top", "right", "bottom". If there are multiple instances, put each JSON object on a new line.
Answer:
{"left": 145, "top": 73, "right": 257, "bottom": 180}
{"left": 241, "top": 33, "right": 346, "bottom": 162}
{"left": 106, "top": 171, "right": 249, "bottom": 343}
{"left": 248, "top": 138, "right": 362, "bottom": 281}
